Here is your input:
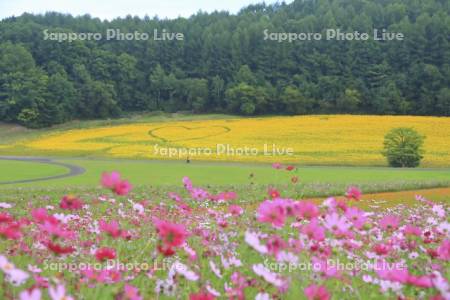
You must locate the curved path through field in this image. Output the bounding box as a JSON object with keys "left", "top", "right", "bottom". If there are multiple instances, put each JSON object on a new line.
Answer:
{"left": 0, "top": 156, "right": 85, "bottom": 185}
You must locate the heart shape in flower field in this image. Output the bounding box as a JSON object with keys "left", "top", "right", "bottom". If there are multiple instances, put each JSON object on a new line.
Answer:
{"left": 148, "top": 125, "right": 231, "bottom": 142}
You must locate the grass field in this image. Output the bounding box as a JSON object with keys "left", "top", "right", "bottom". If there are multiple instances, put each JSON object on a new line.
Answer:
{"left": 1, "top": 114, "right": 450, "bottom": 167}
{"left": 1, "top": 115, "right": 449, "bottom": 300}
{"left": 0, "top": 160, "right": 67, "bottom": 182}
{"left": 2, "top": 158, "right": 450, "bottom": 187}
{"left": 1, "top": 113, "right": 449, "bottom": 200}
{"left": 0, "top": 158, "right": 449, "bottom": 202}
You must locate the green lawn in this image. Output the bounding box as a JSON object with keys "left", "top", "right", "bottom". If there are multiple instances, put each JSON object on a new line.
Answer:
{"left": 1, "top": 158, "right": 449, "bottom": 198}
{"left": 0, "top": 159, "right": 68, "bottom": 182}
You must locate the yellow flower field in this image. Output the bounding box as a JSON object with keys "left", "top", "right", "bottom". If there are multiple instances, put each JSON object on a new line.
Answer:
{"left": 11, "top": 115, "right": 450, "bottom": 166}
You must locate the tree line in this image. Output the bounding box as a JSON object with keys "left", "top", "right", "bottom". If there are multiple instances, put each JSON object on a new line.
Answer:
{"left": 0, "top": 0, "right": 449, "bottom": 128}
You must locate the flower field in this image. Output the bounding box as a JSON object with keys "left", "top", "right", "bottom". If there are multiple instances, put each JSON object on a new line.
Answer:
{"left": 5, "top": 115, "right": 450, "bottom": 166}
{"left": 0, "top": 165, "right": 449, "bottom": 300}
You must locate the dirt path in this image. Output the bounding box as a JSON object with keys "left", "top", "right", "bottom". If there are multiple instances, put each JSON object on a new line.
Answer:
{"left": 0, "top": 156, "right": 85, "bottom": 185}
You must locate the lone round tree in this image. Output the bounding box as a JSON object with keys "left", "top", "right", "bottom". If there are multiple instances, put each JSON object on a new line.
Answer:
{"left": 383, "top": 128, "right": 425, "bottom": 168}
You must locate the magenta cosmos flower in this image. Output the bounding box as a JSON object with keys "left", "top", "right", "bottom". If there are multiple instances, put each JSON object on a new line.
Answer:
{"left": 59, "top": 195, "right": 84, "bottom": 210}
{"left": 379, "top": 214, "right": 401, "bottom": 230}
{"left": 304, "top": 284, "right": 330, "bottom": 300}
{"left": 345, "top": 186, "right": 362, "bottom": 201}
{"left": 153, "top": 218, "right": 189, "bottom": 249}
{"left": 101, "top": 171, "right": 132, "bottom": 196}
{"left": 257, "top": 200, "right": 286, "bottom": 228}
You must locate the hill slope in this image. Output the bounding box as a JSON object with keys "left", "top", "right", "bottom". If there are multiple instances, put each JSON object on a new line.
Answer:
{"left": 1, "top": 114, "right": 449, "bottom": 167}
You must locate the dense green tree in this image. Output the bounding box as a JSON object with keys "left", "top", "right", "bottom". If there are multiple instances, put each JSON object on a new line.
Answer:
{"left": 436, "top": 88, "right": 450, "bottom": 116}
{"left": 235, "top": 65, "right": 257, "bottom": 86}
{"left": 0, "top": 43, "right": 49, "bottom": 127}
{"left": 336, "top": 89, "right": 361, "bottom": 113}
{"left": 210, "top": 76, "right": 226, "bottom": 110}
{"left": 78, "top": 81, "right": 120, "bottom": 118}
{"left": 225, "top": 83, "right": 268, "bottom": 115}
{"left": 0, "top": 0, "right": 448, "bottom": 127}
{"left": 182, "top": 78, "right": 209, "bottom": 112}
{"left": 382, "top": 128, "right": 425, "bottom": 168}
{"left": 281, "top": 86, "right": 313, "bottom": 115}
{"left": 42, "top": 72, "right": 77, "bottom": 125}
{"left": 149, "top": 64, "right": 168, "bottom": 110}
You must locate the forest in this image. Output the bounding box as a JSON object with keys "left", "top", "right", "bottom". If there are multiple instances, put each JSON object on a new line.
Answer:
{"left": 0, "top": 0, "right": 449, "bottom": 128}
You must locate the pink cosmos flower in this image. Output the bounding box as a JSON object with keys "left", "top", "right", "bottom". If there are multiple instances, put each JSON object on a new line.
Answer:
{"left": 213, "top": 191, "right": 237, "bottom": 202}
{"left": 189, "top": 291, "right": 216, "bottom": 300}
{"left": 183, "top": 176, "right": 193, "bottom": 190}
{"left": 437, "top": 239, "right": 450, "bottom": 261}
{"left": 245, "top": 231, "right": 268, "bottom": 254}
{"left": 101, "top": 172, "right": 132, "bottom": 196}
{"left": 39, "top": 222, "right": 76, "bottom": 240}
{"left": 266, "top": 235, "right": 286, "bottom": 257}
{"left": 0, "top": 203, "right": 12, "bottom": 209}
{"left": 183, "top": 244, "right": 197, "bottom": 261}
{"left": 379, "top": 215, "right": 401, "bottom": 230}
{"left": 46, "top": 241, "right": 75, "bottom": 255}
{"left": 311, "top": 257, "right": 340, "bottom": 279}
{"left": 99, "top": 219, "right": 122, "bottom": 238}
{"left": 408, "top": 275, "right": 433, "bottom": 288}
{"left": 0, "top": 222, "right": 22, "bottom": 240}
{"left": 345, "top": 207, "right": 367, "bottom": 229}
{"left": 168, "top": 192, "right": 182, "bottom": 203}
{"left": 171, "top": 261, "right": 199, "bottom": 281}
{"left": 31, "top": 208, "right": 58, "bottom": 224}
{"left": 322, "top": 197, "right": 338, "bottom": 211}
{"left": 301, "top": 219, "right": 326, "bottom": 242}
{"left": 95, "top": 247, "right": 116, "bottom": 262}
{"left": 272, "top": 163, "right": 282, "bottom": 169}
{"left": 286, "top": 165, "right": 295, "bottom": 171}
{"left": 19, "top": 289, "right": 41, "bottom": 300}
{"left": 81, "top": 267, "right": 121, "bottom": 284}
{"left": 0, "top": 212, "right": 13, "bottom": 223}
{"left": 27, "top": 265, "right": 42, "bottom": 274}
{"left": 101, "top": 171, "right": 121, "bottom": 189}
{"left": 0, "top": 256, "right": 14, "bottom": 273}
{"left": 228, "top": 205, "right": 244, "bottom": 216}
{"left": 257, "top": 200, "right": 286, "bottom": 228}
{"left": 33, "top": 275, "right": 49, "bottom": 288}
{"left": 403, "top": 224, "right": 422, "bottom": 237}
{"left": 190, "top": 188, "right": 210, "bottom": 201}
{"left": 177, "top": 202, "right": 192, "bottom": 214}
{"left": 225, "top": 272, "right": 248, "bottom": 299}
{"left": 372, "top": 243, "right": 391, "bottom": 256}
{"left": 295, "top": 201, "right": 320, "bottom": 220}
{"left": 376, "top": 261, "right": 409, "bottom": 283}
{"left": 5, "top": 268, "right": 29, "bottom": 286}
{"left": 430, "top": 271, "right": 450, "bottom": 299}
{"left": 288, "top": 238, "right": 304, "bottom": 253}
{"left": 209, "top": 260, "right": 222, "bottom": 278}
{"left": 114, "top": 180, "right": 132, "bottom": 196}
{"left": 48, "top": 284, "right": 73, "bottom": 300}
{"left": 59, "top": 195, "right": 84, "bottom": 210}
{"left": 153, "top": 218, "right": 189, "bottom": 249}
{"left": 336, "top": 199, "right": 348, "bottom": 212}
{"left": 324, "top": 212, "right": 351, "bottom": 235}
{"left": 304, "top": 284, "right": 330, "bottom": 300}
{"left": 285, "top": 199, "right": 302, "bottom": 217}
{"left": 252, "top": 264, "right": 288, "bottom": 289}
{"left": 345, "top": 186, "right": 362, "bottom": 201}
{"left": 267, "top": 187, "right": 280, "bottom": 199}
{"left": 123, "top": 284, "right": 143, "bottom": 300}
{"left": 432, "top": 205, "right": 446, "bottom": 218}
